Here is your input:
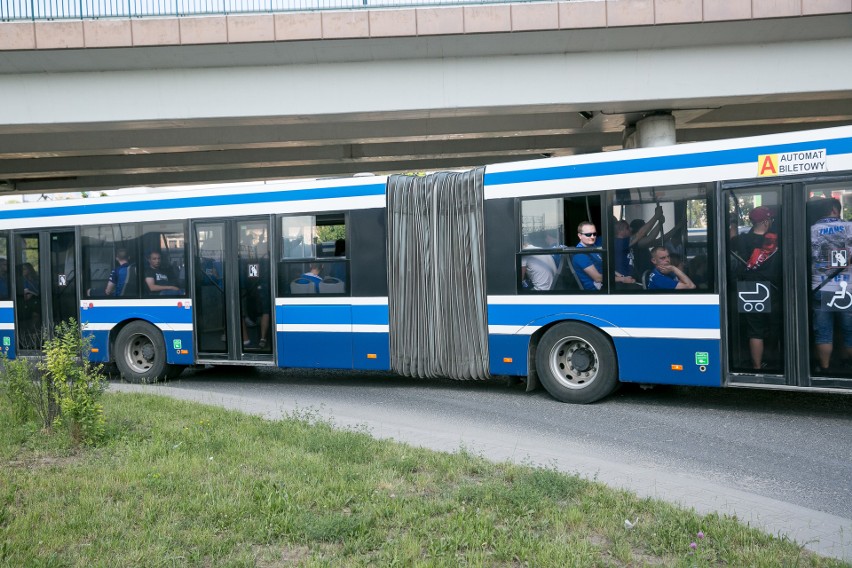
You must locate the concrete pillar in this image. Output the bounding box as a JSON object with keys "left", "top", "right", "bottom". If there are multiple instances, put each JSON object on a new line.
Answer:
{"left": 635, "top": 112, "right": 676, "bottom": 147}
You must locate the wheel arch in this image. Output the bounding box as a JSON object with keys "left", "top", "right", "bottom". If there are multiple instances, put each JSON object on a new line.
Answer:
{"left": 108, "top": 317, "right": 158, "bottom": 363}
{"left": 526, "top": 317, "right": 622, "bottom": 389}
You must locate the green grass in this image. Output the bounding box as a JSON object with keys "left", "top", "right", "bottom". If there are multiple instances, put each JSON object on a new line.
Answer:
{"left": 0, "top": 392, "right": 848, "bottom": 567}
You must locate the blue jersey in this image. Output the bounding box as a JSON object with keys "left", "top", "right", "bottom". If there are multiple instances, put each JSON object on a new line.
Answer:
{"left": 572, "top": 239, "right": 603, "bottom": 290}
{"left": 647, "top": 268, "right": 678, "bottom": 290}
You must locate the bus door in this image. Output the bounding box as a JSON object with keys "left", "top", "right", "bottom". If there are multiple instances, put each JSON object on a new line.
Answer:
{"left": 14, "top": 230, "right": 78, "bottom": 353}
{"left": 723, "top": 186, "right": 790, "bottom": 385}
{"left": 193, "top": 219, "right": 273, "bottom": 362}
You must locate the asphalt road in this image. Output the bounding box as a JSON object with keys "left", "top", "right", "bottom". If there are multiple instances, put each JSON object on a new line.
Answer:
{"left": 109, "top": 366, "right": 852, "bottom": 561}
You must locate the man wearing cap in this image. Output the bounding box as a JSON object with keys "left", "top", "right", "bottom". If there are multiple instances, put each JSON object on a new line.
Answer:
{"left": 731, "top": 206, "right": 781, "bottom": 370}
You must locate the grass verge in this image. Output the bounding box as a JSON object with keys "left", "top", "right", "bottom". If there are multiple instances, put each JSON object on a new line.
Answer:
{"left": 0, "top": 392, "right": 847, "bottom": 567}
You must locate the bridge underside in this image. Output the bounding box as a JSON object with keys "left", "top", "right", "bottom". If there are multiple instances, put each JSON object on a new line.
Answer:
{"left": 1, "top": 13, "right": 851, "bottom": 193}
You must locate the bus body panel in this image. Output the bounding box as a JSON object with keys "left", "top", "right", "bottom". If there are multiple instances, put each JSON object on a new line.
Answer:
{"left": 80, "top": 300, "right": 194, "bottom": 366}
{"left": 274, "top": 298, "right": 391, "bottom": 370}
{"left": 613, "top": 338, "right": 722, "bottom": 387}
{"left": 0, "top": 301, "right": 15, "bottom": 359}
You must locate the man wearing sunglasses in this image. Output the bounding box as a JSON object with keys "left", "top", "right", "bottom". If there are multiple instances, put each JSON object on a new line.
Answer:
{"left": 572, "top": 222, "right": 604, "bottom": 291}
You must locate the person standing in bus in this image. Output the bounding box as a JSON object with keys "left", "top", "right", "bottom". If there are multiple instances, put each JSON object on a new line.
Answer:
{"left": 0, "top": 258, "right": 8, "bottom": 299}
{"left": 572, "top": 222, "right": 604, "bottom": 291}
{"left": 91, "top": 248, "right": 132, "bottom": 297}
{"left": 646, "top": 246, "right": 696, "bottom": 290}
{"left": 628, "top": 206, "right": 665, "bottom": 278}
{"left": 810, "top": 197, "right": 852, "bottom": 373}
{"left": 613, "top": 220, "right": 638, "bottom": 286}
{"left": 731, "top": 206, "right": 781, "bottom": 370}
{"left": 144, "top": 251, "right": 181, "bottom": 296}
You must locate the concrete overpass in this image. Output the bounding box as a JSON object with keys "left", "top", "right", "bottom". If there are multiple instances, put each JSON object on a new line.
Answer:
{"left": 1, "top": 0, "right": 851, "bottom": 194}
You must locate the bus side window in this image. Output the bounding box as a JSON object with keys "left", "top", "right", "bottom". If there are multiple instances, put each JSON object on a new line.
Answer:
{"left": 611, "top": 185, "right": 712, "bottom": 292}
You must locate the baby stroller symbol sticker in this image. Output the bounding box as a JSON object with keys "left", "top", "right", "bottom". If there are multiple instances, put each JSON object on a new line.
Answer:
{"left": 737, "top": 281, "right": 771, "bottom": 313}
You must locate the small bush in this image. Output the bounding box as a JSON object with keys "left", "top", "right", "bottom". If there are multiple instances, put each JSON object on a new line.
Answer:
{"left": 0, "top": 319, "right": 107, "bottom": 446}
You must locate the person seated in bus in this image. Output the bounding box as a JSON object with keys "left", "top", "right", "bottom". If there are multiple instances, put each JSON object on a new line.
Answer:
{"left": 89, "top": 248, "right": 132, "bottom": 298}
{"left": 730, "top": 206, "right": 781, "bottom": 370}
{"left": 144, "top": 250, "right": 182, "bottom": 296}
{"left": 646, "top": 246, "right": 696, "bottom": 290}
{"left": 572, "top": 222, "right": 604, "bottom": 291}
{"left": 301, "top": 263, "right": 324, "bottom": 293}
{"left": 810, "top": 197, "right": 852, "bottom": 373}
{"left": 521, "top": 242, "right": 558, "bottom": 291}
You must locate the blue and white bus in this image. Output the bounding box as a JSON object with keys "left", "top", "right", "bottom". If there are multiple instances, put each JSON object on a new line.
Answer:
{"left": 1, "top": 125, "right": 851, "bottom": 403}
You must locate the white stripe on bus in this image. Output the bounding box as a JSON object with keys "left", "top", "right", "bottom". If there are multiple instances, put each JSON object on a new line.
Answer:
{"left": 487, "top": 325, "right": 719, "bottom": 340}
{"left": 82, "top": 323, "right": 193, "bottom": 332}
{"left": 275, "top": 297, "right": 388, "bottom": 306}
{"left": 80, "top": 299, "right": 193, "bottom": 308}
{"left": 275, "top": 324, "right": 389, "bottom": 333}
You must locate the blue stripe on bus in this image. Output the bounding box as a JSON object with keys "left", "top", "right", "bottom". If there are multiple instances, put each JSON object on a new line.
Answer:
{"left": 278, "top": 331, "right": 353, "bottom": 369}
{"left": 0, "top": 183, "right": 387, "bottom": 221}
{"left": 487, "top": 303, "right": 720, "bottom": 329}
{"left": 0, "top": 332, "right": 15, "bottom": 360}
{"left": 162, "top": 330, "right": 194, "bottom": 365}
{"left": 484, "top": 137, "right": 852, "bottom": 186}
{"left": 84, "top": 330, "right": 110, "bottom": 363}
{"left": 275, "top": 303, "right": 388, "bottom": 325}
{"left": 0, "top": 307, "right": 13, "bottom": 324}
{"left": 79, "top": 305, "right": 193, "bottom": 324}
{"left": 488, "top": 334, "right": 529, "bottom": 376}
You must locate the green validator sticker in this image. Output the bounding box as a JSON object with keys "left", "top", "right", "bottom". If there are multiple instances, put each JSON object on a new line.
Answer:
{"left": 173, "top": 339, "right": 182, "bottom": 350}
{"left": 2, "top": 337, "right": 9, "bottom": 346}
{"left": 695, "top": 352, "right": 709, "bottom": 366}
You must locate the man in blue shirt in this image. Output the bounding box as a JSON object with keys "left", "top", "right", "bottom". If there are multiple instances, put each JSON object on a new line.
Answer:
{"left": 572, "top": 222, "right": 604, "bottom": 291}
{"left": 647, "top": 246, "right": 696, "bottom": 290}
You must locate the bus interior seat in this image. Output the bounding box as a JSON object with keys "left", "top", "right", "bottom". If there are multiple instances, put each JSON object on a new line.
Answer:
{"left": 641, "top": 270, "right": 651, "bottom": 290}
{"left": 318, "top": 277, "right": 345, "bottom": 294}
{"left": 562, "top": 255, "right": 584, "bottom": 290}
{"left": 290, "top": 278, "right": 317, "bottom": 294}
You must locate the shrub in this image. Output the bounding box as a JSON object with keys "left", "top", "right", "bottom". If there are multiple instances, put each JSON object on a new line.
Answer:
{"left": 0, "top": 319, "right": 107, "bottom": 446}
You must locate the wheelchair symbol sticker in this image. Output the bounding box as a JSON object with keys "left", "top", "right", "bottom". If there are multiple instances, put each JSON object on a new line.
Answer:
{"left": 831, "top": 249, "right": 848, "bottom": 268}
{"left": 822, "top": 281, "right": 852, "bottom": 311}
{"left": 737, "top": 281, "right": 771, "bottom": 313}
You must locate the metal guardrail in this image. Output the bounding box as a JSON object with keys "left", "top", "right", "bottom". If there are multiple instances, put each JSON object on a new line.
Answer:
{"left": 1, "top": 0, "right": 523, "bottom": 21}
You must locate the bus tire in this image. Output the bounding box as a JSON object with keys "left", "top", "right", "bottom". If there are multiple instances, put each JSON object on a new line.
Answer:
{"left": 535, "top": 322, "right": 617, "bottom": 404}
{"left": 114, "top": 321, "right": 169, "bottom": 384}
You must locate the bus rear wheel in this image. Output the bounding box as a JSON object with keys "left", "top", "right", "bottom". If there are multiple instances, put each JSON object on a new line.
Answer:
{"left": 114, "top": 321, "right": 170, "bottom": 384}
{"left": 535, "top": 322, "right": 617, "bottom": 404}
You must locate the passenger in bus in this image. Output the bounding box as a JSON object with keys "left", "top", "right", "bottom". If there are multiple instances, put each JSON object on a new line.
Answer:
{"left": 302, "top": 263, "right": 324, "bottom": 293}
{"left": 731, "top": 206, "right": 781, "bottom": 370}
{"left": 144, "top": 251, "right": 182, "bottom": 296}
{"left": 810, "top": 198, "right": 852, "bottom": 373}
{"left": 628, "top": 207, "right": 666, "bottom": 277}
{"left": 646, "top": 246, "right": 696, "bottom": 290}
{"left": 613, "top": 220, "right": 638, "bottom": 286}
{"left": 89, "top": 248, "right": 132, "bottom": 297}
{"left": 572, "top": 222, "right": 604, "bottom": 291}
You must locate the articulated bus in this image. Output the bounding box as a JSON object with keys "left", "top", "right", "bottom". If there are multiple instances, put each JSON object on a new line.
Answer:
{"left": 1, "top": 125, "right": 851, "bottom": 403}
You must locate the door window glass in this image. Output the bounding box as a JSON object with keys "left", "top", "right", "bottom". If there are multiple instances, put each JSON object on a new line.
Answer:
{"left": 15, "top": 233, "right": 42, "bottom": 350}
{"left": 195, "top": 223, "right": 227, "bottom": 354}
{"left": 50, "top": 232, "right": 77, "bottom": 325}
{"left": 806, "top": 184, "right": 852, "bottom": 376}
{"left": 239, "top": 221, "right": 272, "bottom": 352}
{"left": 726, "top": 188, "right": 783, "bottom": 373}
{"left": 0, "top": 233, "right": 9, "bottom": 301}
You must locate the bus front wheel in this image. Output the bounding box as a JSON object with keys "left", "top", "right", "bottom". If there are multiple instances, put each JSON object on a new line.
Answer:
{"left": 535, "top": 322, "right": 618, "bottom": 404}
{"left": 115, "top": 321, "right": 170, "bottom": 384}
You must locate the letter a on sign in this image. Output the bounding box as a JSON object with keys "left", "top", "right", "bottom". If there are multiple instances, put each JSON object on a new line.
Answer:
{"left": 758, "top": 154, "right": 778, "bottom": 177}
